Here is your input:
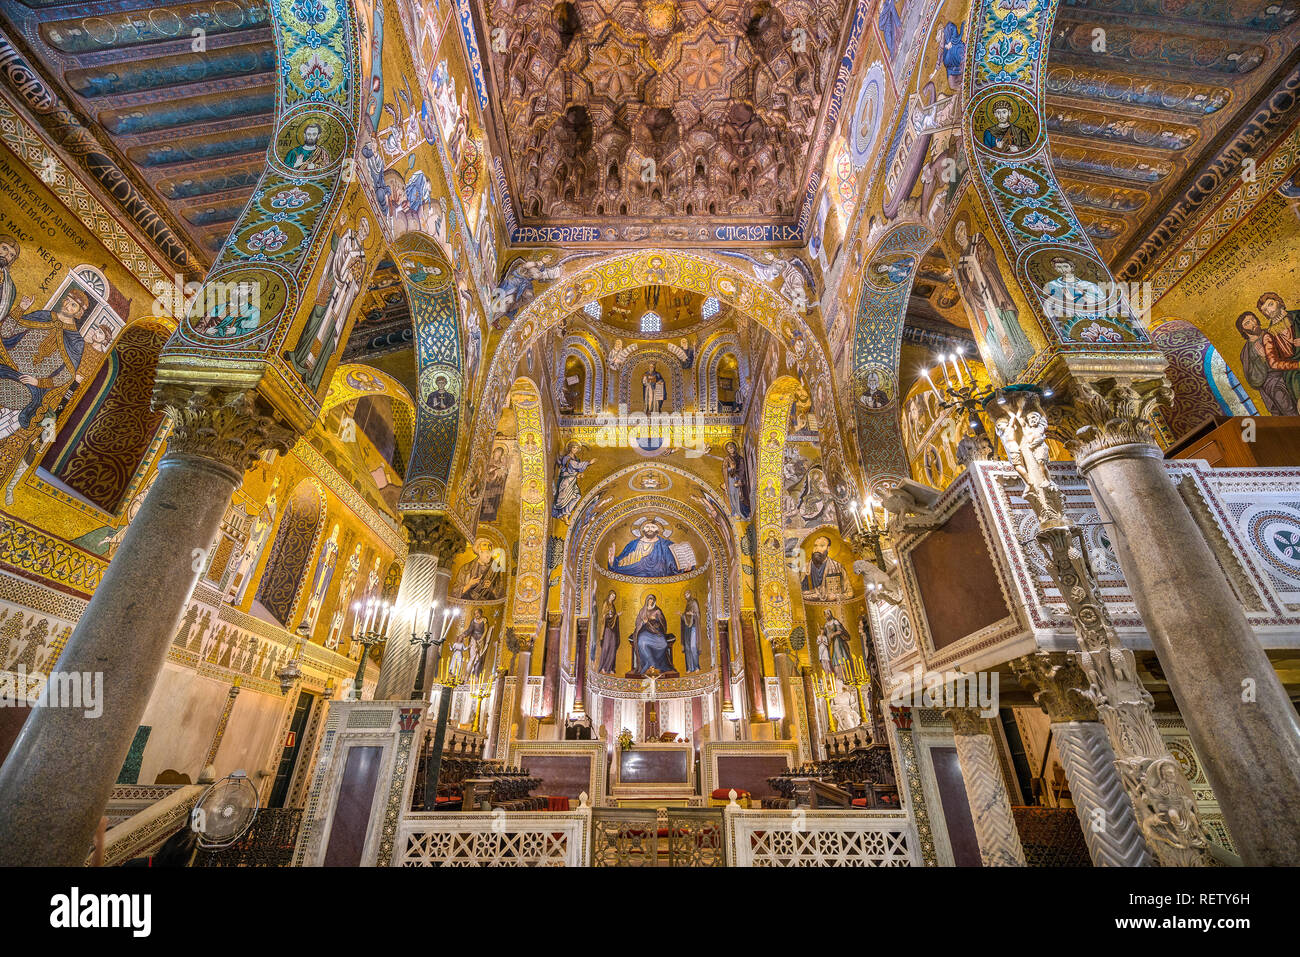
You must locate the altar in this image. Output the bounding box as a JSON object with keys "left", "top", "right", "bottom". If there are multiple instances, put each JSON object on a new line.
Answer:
{"left": 609, "top": 742, "right": 697, "bottom": 804}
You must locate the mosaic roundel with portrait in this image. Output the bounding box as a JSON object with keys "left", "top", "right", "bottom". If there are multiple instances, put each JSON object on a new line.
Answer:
{"left": 865, "top": 252, "right": 916, "bottom": 291}
{"left": 1023, "top": 247, "right": 1139, "bottom": 342}
{"left": 272, "top": 107, "right": 349, "bottom": 178}
{"left": 420, "top": 365, "right": 462, "bottom": 419}
{"left": 182, "top": 264, "right": 291, "bottom": 346}
{"left": 970, "top": 89, "right": 1041, "bottom": 159}
{"left": 857, "top": 362, "right": 896, "bottom": 413}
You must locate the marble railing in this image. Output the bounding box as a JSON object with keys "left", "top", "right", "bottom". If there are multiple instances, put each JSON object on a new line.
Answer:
{"left": 395, "top": 809, "right": 592, "bottom": 866}
{"left": 90, "top": 785, "right": 203, "bottom": 867}
{"left": 723, "top": 806, "right": 920, "bottom": 866}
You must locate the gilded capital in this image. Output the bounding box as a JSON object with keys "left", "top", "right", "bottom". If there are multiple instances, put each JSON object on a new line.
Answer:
{"left": 944, "top": 706, "right": 989, "bottom": 737}
{"left": 1012, "top": 651, "right": 1097, "bottom": 723}
{"left": 403, "top": 512, "right": 467, "bottom": 564}
{"left": 1064, "top": 376, "right": 1171, "bottom": 470}
{"left": 153, "top": 384, "right": 297, "bottom": 477}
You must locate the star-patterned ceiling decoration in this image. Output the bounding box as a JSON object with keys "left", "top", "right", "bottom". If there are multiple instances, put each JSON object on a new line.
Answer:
{"left": 474, "top": 0, "right": 857, "bottom": 244}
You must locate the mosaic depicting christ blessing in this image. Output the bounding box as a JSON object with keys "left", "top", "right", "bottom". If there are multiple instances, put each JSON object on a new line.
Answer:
{"left": 607, "top": 517, "right": 697, "bottom": 578}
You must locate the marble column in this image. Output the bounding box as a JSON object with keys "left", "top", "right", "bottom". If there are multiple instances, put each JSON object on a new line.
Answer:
{"left": 717, "top": 619, "right": 733, "bottom": 713}
{"left": 988, "top": 386, "right": 1213, "bottom": 866}
{"left": 1068, "top": 377, "right": 1300, "bottom": 866}
{"left": 373, "top": 513, "right": 465, "bottom": 701}
{"left": 945, "top": 707, "right": 1027, "bottom": 867}
{"left": 572, "top": 618, "right": 588, "bottom": 714}
{"left": 0, "top": 386, "right": 294, "bottom": 866}
{"left": 1012, "top": 652, "right": 1152, "bottom": 867}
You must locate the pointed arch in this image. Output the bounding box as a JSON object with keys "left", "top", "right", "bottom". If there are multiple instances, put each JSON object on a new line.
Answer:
{"left": 321, "top": 363, "right": 417, "bottom": 471}
{"left": 556, "top": 333, "right": 605, "bottom": 414}
{"left": 154, "top": 0, "right": 365, "bottom": 430}
{"left": 392, "top": 232, "right": 466, "bottom": 529}
{"left": 461, "top": 250, "right": 840, "bottom": 528}
{"left": 961, "top": 0, "right": 1160, "bottom": 380}
{"left": 756, "top": 375, "right": 803, "bottom": 642}
{"left": 850, "top": 224, "right": 934, "bottom": 492}
{"left": 697, "top": 331, "right": 749, "bottom": 413}
{"left": 254, "top": 478, "right": 328, "bottom": 627}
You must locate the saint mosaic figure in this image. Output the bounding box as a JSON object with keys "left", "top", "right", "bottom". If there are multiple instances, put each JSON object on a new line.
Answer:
{"left": 953, "top": 217, "right": 1032, "bottom": 379}
{"left": 680, "top": 590, "right": 703, "bottom": 672}
{"left": 607, "top": 517, "right": 689, "bottom": 577}
{"left": 552, "top": 441, "right": 592, "bottom": 519}
{"left": 286, "top": 217, "right": 370, "bottom": 392}
{"left": 629, "top": 594, "right": 677, "bottom": 677}
{"left": 228, "top": 477, "right": 281, "bottom": 604}
{"left": 982, "top": 99, "right": 1032, "bottom": 154}
{"left": 284, "top": 122, "right": 334, "bottom": 171}
{"left": 642, "top": 364, "right": 666, "bottom": 413}
{"left": 592, "top": 590, "right": 620, "bottom": 675}
{"left": 300, "top": 523, "right": 341, "bottom": 633}
{"left": 722, "top": 440, "right": 752, "bottom": 519}
{"left": 451, "top": 538, "right": 505, "bottom": 601}
{"left": 801, "top": 535, "right": 853, "bottom": 602}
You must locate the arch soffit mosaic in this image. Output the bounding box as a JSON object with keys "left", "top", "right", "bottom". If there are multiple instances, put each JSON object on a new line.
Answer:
{"left": 460, "top": 249, "right": 841, "bottom": 523}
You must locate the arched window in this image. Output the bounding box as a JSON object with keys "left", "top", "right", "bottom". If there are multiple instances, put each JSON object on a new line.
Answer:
{"left": 640, "top": 311, "right": 661, "bottom": 333}
{"left": 583, "top": 301, "right": 601, "bottom": 320}
{"left": 42, "top": 323, "right": 168, "bottom": 514}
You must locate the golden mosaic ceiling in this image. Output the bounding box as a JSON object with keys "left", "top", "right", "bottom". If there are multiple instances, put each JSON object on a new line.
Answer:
{"left": 475, "top": 0, "right": 856, "bottom": 232}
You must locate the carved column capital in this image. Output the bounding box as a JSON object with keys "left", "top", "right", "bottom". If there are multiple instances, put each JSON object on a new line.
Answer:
{"left": 153, "top": 384, "right": 297, "bottom": 479}
{"left": 1063, "top": 375, "right": 1171, "bottom": 470}
{"left": 944, "top": 706, "right": 989, "bottom": 737}
{"left": 402, "top": 512, "right": 466, "bottom": 564}
{"left": 1012, "top": 651, "right": 1098, "bottom": 723}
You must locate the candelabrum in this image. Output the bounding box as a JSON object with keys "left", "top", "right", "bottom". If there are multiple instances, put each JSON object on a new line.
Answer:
{"left": 919, "top": 345, "right": 1002, "bottom": 463}
{"left": 813, "top": 670, "right": 842, "bottom": 734}
{"left": 408, "top": 601, "right": 463, "bottom": 696}
{"left": 349, "top": 603, "right": 392, "bottom": 701}
{"left": 847, "top": 493, "right": 888, "bottom": 571}
{"left": 468, "top": 678, "right": 494, "bottom": 734}
{"left": 843, "top": 654, "right": 873, "bottom": 735}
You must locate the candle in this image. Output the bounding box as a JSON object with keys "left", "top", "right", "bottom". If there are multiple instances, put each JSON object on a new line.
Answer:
{"left": 364, "top": 599, "right": 375, "bottom": 634}
{"left": 426, "top": 601, "right": 437, "bottom": 635}
{"left": 379, "top": 602, "right": 391, "bottom": 633}
{"left": 955, "top": 345, "right": 974, "bottom": 383}
{"left": 410, "top": 605, "right": 419, "bottom": 636}
{"left": 937, "top": 356, "right": 954, "bottom": 389}
{"left": 944, "top": 353, "right": 962, "bottom": 387}
{"left": 921, "top": 368, "right": 944, "bottom": 402}
{"left": 850, "top": 500, "right": 863, "bottom": 533}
